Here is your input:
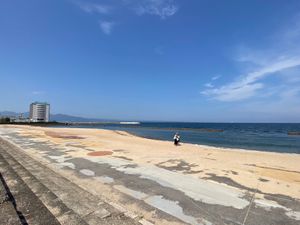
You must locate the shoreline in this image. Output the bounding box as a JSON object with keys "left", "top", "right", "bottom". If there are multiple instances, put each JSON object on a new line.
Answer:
{"left": 1, "top": 124, "right": 300, "bottom": 156}
{"left": 57, "top": 125, "right": 300, "bottom": 155}
{"left": 126, "top": 131, "right": 300, "bottom": 156}
{"left": 1, "top": 122, "right": 300, "bottom": 154}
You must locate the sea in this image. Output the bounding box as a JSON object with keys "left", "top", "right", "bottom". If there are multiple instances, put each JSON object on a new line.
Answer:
{"left": 61, "top": 122, "right": 300, "bottom": 154}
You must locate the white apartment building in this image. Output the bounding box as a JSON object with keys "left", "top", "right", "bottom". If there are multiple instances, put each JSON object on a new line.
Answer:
{"left": 30, "top": 102, "right": 50, "bottom": 122}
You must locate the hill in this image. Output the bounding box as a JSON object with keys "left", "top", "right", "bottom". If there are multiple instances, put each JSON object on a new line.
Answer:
{"left": 0, "top": 111, "right": 113, "bottom": 122}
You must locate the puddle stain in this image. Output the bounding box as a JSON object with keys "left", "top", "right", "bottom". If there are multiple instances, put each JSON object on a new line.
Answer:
{"left": 145, "top": 195, "right": 212, "bottom": 225}
{"left": 80, "top": 169, "right": 95, "bottom": 176}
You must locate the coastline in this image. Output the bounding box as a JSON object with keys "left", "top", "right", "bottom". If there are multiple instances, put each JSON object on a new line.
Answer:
{"left": 61, "top": 125, "right": 300, "bottom": 155}
{"left": 1, "top": 124, "right": 300, "bottom": 224}
{"left": 1, "top": 124, "right": 299, "bottom": 199}
{"left": 3, "top": 123, "right": 300, "bottom": 156}
{"left": 53, "top": 123, "right": 300, "bottom": 154}
{"left": 127, "top": 131, "right": 300, "bottom": 156}
{"left": 3, "top": 122, "right": 300, "bottom": 154}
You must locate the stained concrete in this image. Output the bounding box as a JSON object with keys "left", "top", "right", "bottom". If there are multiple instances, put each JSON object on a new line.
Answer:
{"left": 0, "top": 136, "right": 142, "bottom": 225}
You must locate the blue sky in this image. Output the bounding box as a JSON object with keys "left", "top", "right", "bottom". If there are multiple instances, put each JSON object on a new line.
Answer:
{"left": 1, "top": 0, "right": 300, "bottom": 122}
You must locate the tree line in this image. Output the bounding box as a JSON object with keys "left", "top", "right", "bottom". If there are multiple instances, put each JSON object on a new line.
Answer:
{"left": 0, "top": 117, "right": 11, "bottom": 123}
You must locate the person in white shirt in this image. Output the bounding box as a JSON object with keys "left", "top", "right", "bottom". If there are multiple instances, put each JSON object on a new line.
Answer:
{"left": 173, "top": 133, "right": 180, "bottom": 146}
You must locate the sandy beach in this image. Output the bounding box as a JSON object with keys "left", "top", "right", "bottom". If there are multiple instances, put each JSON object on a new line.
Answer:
{"left": 1, "top": 125, "right": 300, "bottom": 225}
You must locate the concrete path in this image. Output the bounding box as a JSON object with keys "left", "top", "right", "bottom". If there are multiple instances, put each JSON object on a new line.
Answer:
{"left": 0, "top": 146, "right": 61, "bottom": 225}
{"left": 0, "top": 139, "right": 146, "bottom": 225}
{"left": 0, "top": 128, "right": 300, "bottom": 225}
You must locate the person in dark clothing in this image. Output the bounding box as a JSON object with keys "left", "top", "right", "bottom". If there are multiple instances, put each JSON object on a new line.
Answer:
{"left": 173, "top": 133, "right": 180, "bottom": 146}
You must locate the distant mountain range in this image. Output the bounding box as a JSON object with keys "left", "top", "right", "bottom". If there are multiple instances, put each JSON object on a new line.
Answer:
{"left": 0, "top": 111, "right": 113, "bottom": 122}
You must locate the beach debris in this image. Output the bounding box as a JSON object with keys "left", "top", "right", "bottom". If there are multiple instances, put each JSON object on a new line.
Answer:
{"left": 288, "top": 131, "right": 300, "bottom": 136}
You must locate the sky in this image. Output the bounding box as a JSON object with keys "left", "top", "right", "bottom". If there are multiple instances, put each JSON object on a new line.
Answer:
{"left": 1, "top": 0, "right": 300, "bottom": 122}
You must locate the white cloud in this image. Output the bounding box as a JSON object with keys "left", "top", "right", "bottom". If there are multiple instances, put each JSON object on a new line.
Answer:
{"left": 212, "top": 75, "right": 221, "bottom": 81}
{"left": 77, "top": 2, "right": 111, "bottom": 14}
{"left": 202, "top": 83, "right": 264, "bottom": 101}
{"left": 75, "top": 0, "right": 179, "bottom": 19}
{"left": 99, "top": 21, "right": 115, "bottom": 35}
{"left": 202, "top": 15, "right": 300, "bottom": 102}
{"left": 73, "top": 0, "right": 178, "bottom": 36}
{"left": 203, "top": 75, "right": 221, "bottom": 89}
{"left": 235, "top": 85, "right": 300, "bottom": 121}
{"left": 125, "top": 0, "right": 179, "bottom": 19}
{"left": 204, "top": 83, "right": 214, "bottom": 88}
{"left": 202, "top": 58, "right": 300, "bottom": 101}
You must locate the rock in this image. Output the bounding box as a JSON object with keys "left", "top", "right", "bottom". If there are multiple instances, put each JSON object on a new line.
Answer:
{"left": 288, "top": 131, "right": 300, "bottom": 136}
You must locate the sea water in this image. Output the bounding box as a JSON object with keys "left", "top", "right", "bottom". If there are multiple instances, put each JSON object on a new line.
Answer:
{"left": 63, "top": 122, "right": 300, "bottom": 154}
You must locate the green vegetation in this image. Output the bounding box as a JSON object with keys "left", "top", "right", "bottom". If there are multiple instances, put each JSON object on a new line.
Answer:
{"left": 0, "top": 117, "right": 10, "bottom": 123}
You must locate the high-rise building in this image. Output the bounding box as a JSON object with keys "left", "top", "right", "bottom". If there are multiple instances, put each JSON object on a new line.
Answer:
{"left": 30, "top": 102, "right": 50, "bottom": 122}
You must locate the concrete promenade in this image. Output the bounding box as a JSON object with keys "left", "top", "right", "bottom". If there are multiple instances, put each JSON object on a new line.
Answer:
{"left": 0, "top": 138, "right": 146, "bottom": 225}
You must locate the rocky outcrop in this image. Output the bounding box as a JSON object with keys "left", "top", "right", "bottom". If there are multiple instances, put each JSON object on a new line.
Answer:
{"left": 288, "top": 131, "right": 300, "bottom": 136}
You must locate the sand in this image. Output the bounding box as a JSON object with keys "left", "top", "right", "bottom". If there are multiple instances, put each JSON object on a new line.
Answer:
{"left": 1, "top": 124, "right": 300, "bottom": 200}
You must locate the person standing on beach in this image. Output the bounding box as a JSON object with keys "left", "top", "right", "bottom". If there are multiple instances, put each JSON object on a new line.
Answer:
{"left": 173, "top": 133, "right": 178, "bottom": 145}
{"left": 173, "top": 133, "right": 180, "bottom": 146}
{"left": 177, "top": 133, "right": 180, "bottom": 145}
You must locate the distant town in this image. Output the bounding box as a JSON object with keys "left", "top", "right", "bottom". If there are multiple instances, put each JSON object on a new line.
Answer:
{"left": 0, "top": 102, "right": 50, "bottom": 123}
{"left": 0, "top": 102, "right": 130, "bottom": 125}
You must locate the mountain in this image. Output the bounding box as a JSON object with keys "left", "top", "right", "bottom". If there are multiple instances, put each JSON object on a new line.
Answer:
{"left": 0, "top": 111, "right": 20, "bottom": 117}
{"left": 50, "top": 114, "right": 112, "bottom": 122}
{"left": 0, "top": 111, "right": 114, "bottom": 122}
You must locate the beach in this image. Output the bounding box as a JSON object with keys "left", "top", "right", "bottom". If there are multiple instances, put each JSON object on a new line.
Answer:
{"left": 0, "top": 125, "right": 300, "bottom": 225}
